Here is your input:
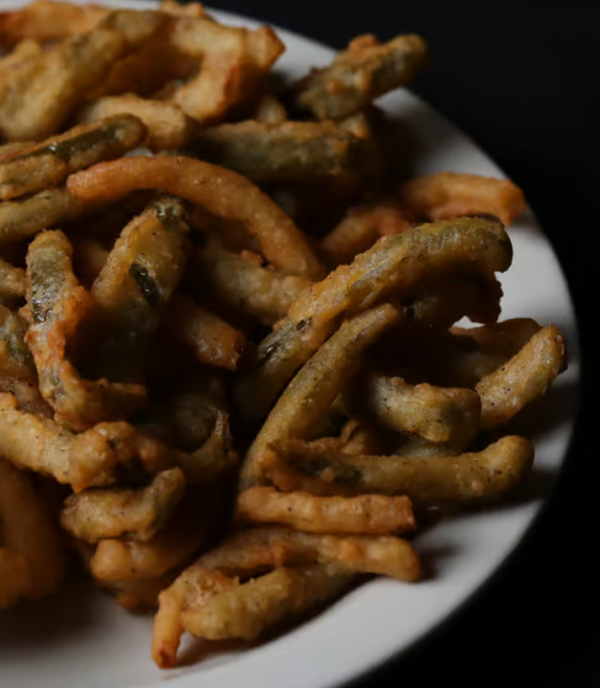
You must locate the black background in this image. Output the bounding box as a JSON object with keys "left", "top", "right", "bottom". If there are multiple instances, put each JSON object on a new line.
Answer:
{"left": 201, "top": 0, "right": 599, "bottom": 686}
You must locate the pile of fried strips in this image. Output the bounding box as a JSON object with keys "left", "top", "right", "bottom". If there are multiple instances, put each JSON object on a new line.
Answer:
{"left": 0, "top": 0, "right": 566, "bottom": 670}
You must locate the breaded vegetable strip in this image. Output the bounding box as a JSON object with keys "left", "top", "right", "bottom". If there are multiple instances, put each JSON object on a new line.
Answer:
{"left": 241, "top": 304, "right": 402, "bottom": 489}
{"left": 0, "top": 1, "right": 108, "bottom": 45}
{"left": 409, "top": 274, "right": 502, "bottom": 328}
{"left": 90, "top": 535, "right": 197, "bottom": 582}
{"left": 0, "top": 458, "right": 65, "bottom": 608}
{"left": 235, "top": 217, "right": 511, "bottom": 424}
{"left": 477, "top": 325, "right": 567, "bottom": 429}
{"left": 271, "top": 435, "right": 534, "bottom": 507}
{"left": 237, "top": 487, "right": 416, "bottom": 535}
{"left": 170, "top": 23, "right": 284, "bottom": 123}
{"left": 180, "top": 566, "right": 354, "bottom": 643}
{"left": 67, "top": 156, "right": 324, "bottom": 280}
{"left": 251, "top": 92, "right": 287, "bottom": 124}
{"left": 425, "top": 318, "right": 543, "bottom": 388}
{"left": 80, "top": 96, "right": 198, "bottom": 152}
{"left": 196, "top": 243, "right": 311, "bottom": 326}
{"left": 165, "top": 294, "right": 250, "bottom": 371}
{"left": 0, "top": 187, "right": 84, "bottom": 244}
{"left": 92, "top": 195, "right": 191, "bottom": 381}
{"left": 24, "top": 230, "right": 147, "bottom": 430}
{"left": 322, "top": 200, "right": 412, "bottom": 266}
{"left": 0, "top": 305, "right": 49, "bottom": 415}
{"left": 60, "top": 467, "right": 186, "bottom": 543}
{"left": 293, "top": 34, "right": 428, "bottom": 120}
{"left": 0, "top": 29, "right": 125, "bottom": 141}
{"left": 90, "top": 494, "right": 216, "bottom": 582}
{"left": 0, "top": 114, "right": 146, "bottom": 201}
{"left": 0, "top": 392, "right": 73, "bottom": 483}
{"left": 354, "top": 373, "right": 481, "bottom": 447}
{"left": 193, "top": 120, "right": 367, "bottom": 181}
{"left": 174, "top": 412, "right": 239, "bottom": 485}
{"left": 0, "top": 393, "right": 171, "bottom": 489}
{"left": 153, "top": 565, "right": 240, "bottom": 667}
{"left": 0, "top": 257, "right": 26, "bottom": 305}
{"left": 400, "top": 172, "right": 527, "bottom": 226}
{"left": 177, "top": 527, "right": 420, "bottom": 582}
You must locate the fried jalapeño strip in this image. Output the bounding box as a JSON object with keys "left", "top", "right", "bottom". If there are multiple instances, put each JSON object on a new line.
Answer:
{"left": 270, "top": 435, "right": 534, "bottom": 508}
{"left": 0, "top": 304, "right": 50, "bottom": 415}
{"left": 240, "top": 304, "right": 403, "bottom": 489}
{"left": 292, "top": 34, "right": 428, "bottom": 120}
{"left": 0, "top": 187, "right": 84, "bottom": 244}
{"left": 67, "top": 156, "right": 324, "bottom": 280}
{"left": 191, "top": 120, "right": 368, "bottom": 182}
{"left": 0, "top": 28, "right": 125, "bottom": 141}
{"left": 0, "top": 256, "right": 26, "bottom": 306}
{"left": 0, "top": 457, "right": 65, "bottom": 608}
{"left": 0, "top": 114, "right": 146, "bottom": 201}
{"left": 234, "top": 217, "right": 512, "bottom": 426}
{"left": 60, "top": 467, "right": 186, "bottom": 543}
{"left": 91, "top": 195, "right": 191, "bottom": 382}
{"left": 193, "top": 242, "right": 311, "bottom": 326}
{"left": 23, "top": 230, "right": 147, "bottom": 430}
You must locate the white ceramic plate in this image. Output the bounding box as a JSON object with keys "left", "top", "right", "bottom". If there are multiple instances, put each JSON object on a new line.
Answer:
{"left": 0, "top": 1, "right": 580, "bottom": 687}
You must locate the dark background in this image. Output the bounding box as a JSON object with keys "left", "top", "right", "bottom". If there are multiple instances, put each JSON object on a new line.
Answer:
{"left": 203, "top": 0, "right": 598, "bottom": 686}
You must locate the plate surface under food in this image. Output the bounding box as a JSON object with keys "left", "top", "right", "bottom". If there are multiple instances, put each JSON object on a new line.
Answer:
{"left": 0, "top": 1, "right": 579, "bottom": 687}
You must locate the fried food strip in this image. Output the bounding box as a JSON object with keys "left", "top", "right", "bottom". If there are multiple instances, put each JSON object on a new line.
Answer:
{"left": 0, "top": 393, "right": 170, "bottom": 489}
{"left": 0, "top": 458, "right": 65, "bottom": 608}
{"left": 80, "top": 96, "right": 198, "bottom": 152}
{"left": 399, "top": 172, "right": 527, "bottom": 226}
{"left": 293, "top": 34, "right": 428, "bottom": 120}
{"left": 0, "top": 140, "right": 37, "bottom": 159}
{"left": 0, "top": 187, "right": 84, "bottom": 244}
{"left": 353, "top": 373, "right": 481, "bottom": 447}
{"left": 477, "top": 325, "right": 567, "bottom": 429}
{"left": 409, "top": 274, "right": 502, "bottom": 328}
{"left": 92, "top": 195, "right": 191, "bottom": 381}
{"left": 0, "top": 1, "right": 108, "bottom": 45}
{"left": 182, "top": 527, "right": 420, "bottom": 582}
{"left": 237, "top": 487, "right": 415, "bottom": 535}
{"left": 159, "top": 1, "right": 206, "bottom": 19}
{"left": 193, "top": 120, "right": 366, "bottom": 181}
{"left": 173, "top": 412, "right": 238, "bottom": 485}
{"left": 153, "top": 565, "right": 239, "bottom": 667}
{"left": 60, "top": 467, "right": 186, "bottom": 543}
{"left": 0, "top": 305, "right": 49, "bottom": 415}
{"left": 180, "top": 565, "right": 354, "bottom": 643}
{"left": 67, "top": 155, "right": 324, "bottom": 280}
{"left": 235, "top": 217, "right": 511, "bottom": 425}
{"left": 89, "top": 488, "right": 219, "bottom": 582}
{"left": 0, "top": 114, "right": 146, "bottom": 202}
{"left": 0, "top": 392, "right": 73, "bottom": 483}
{"left": 0, "top": 29, "right": 125, "bottom": 141}
{"left": 170, "top": 23, "right": 284, "bottom": 123}
{"left": 0, "top": 257, "right": 26, "bottom": 305}
{"left": 67, "top": 421, "right": 174, "bottom": 492}
{"left": 251, "top": 92, "right": 287, "bottom": 124}
{"left": 241, "top": 304, "right": 402, "bottom": 489}
{"left": 90, "top": 534, "right": 197, "bottom": 582}
{"left": 195, "top": 243, "right": 311, "bottom": 326}
{"left": 339, "top": 419, "right": 383, "bottom": 455}
{"left": 425, "top": 318, "right": 543, "bottom": 388}
{"left": 165, "top": 293, "right": 250, "bottom": 371}
{"left": 321, "top": 200, "right": 412, "bottom": 266}
{"left": 271, "top": 436, "right": 534, "bottom": 507}
{"left": 23, "top": 230, "right": 147, "bottom": 430}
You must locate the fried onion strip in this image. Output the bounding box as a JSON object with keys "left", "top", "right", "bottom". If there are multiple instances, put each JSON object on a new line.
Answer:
{"left": 67, "top": 155, "right": 324, "bottom": 280}
{"left": 237, "top": 486, "right": 416, "bottom": 535}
